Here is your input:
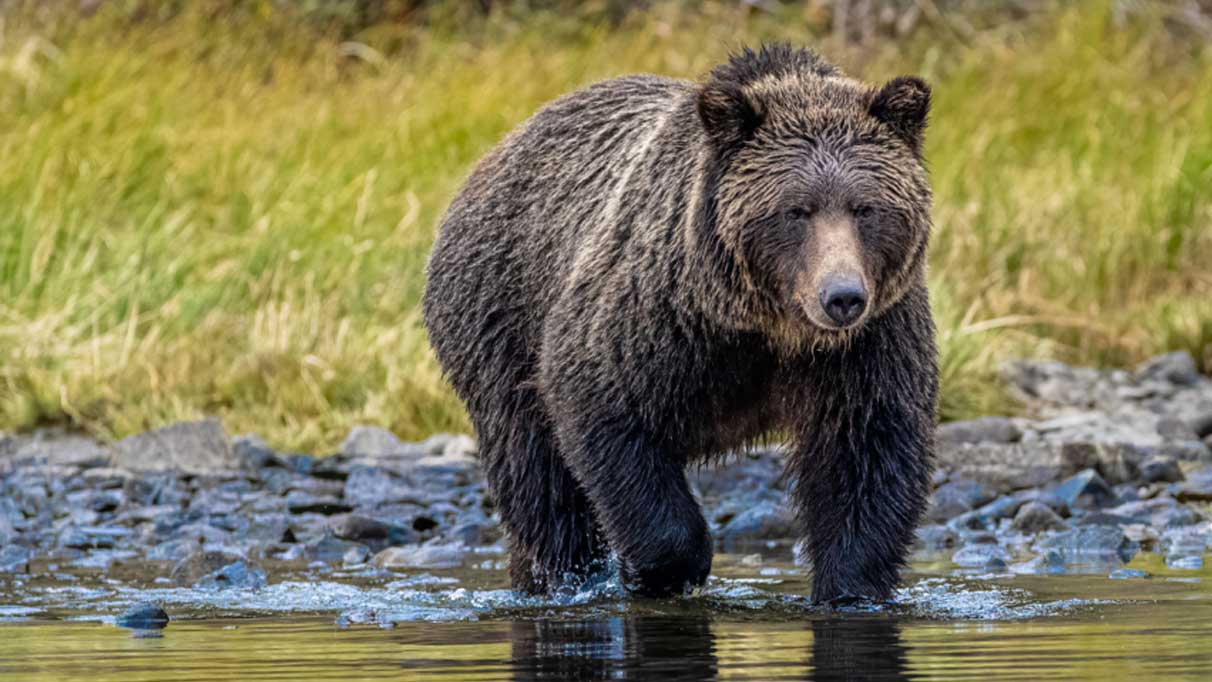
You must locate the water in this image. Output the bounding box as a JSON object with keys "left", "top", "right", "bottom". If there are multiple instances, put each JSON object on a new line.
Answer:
{"left": 2, "top": 550, "right": 1211, "bottom": 681}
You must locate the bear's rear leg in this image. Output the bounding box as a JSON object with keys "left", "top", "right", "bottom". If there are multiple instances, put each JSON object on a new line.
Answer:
{"left": 476, "top": 392, "right": 607, "bottom": 594}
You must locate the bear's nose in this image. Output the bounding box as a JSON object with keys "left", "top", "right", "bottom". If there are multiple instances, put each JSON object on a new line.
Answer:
{"left": 820, "top": 279, "right": 868, "bottom": 327}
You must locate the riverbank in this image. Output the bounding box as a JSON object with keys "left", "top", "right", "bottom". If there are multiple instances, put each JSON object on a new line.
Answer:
{"left": 2, "top": 353, "right": 1210, "bottom": 613}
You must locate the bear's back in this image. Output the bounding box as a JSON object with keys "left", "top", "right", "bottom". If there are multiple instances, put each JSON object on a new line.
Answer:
{"left": 425, "top": 74, "right": 696, "bottom": 357}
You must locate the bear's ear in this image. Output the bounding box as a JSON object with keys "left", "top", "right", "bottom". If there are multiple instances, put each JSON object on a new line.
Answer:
{"left": 697, "top": 82, "right": 764, "bottom": 149}
{"left": 868, "top": 76, "right": 931, "bottom": 154}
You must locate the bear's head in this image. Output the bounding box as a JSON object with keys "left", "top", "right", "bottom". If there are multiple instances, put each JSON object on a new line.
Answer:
{"left": 697, "top": 45, "right": 932, "bottom": 349}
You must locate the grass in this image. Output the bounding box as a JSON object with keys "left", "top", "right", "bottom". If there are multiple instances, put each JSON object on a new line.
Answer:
{"left": 1, "top": 2, "right": 1209, "bottom": 452}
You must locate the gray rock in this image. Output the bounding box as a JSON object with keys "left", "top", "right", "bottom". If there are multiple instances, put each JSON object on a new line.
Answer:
{"left": 1012, "top": 501, "right": 1067, "bottom": 533}
{"left": 1051, "top": 469, "right": 1115, "bottom": 510}
{"left": 929, "top": 479, "right": 998, "bottom": 522}
{"left": 196, "top": 560, "right": 267, "bottom": 590}
{"left": 1170, "top": 468, "right": 1212, "bottom": 502}
{"left": 1191, "top": 411, "right": 1212, "bottom": 439}
{"left": 914, "top": 524, "right": 956, "bottom": 551}
{"left": 0, "top": 432, "right": 109, "bottom": 467}
{"left": 935, "top": 442, "right": 1064, "bottom": 492}
{"left": 1109, "top": 568, "right": 1148, "bottom": 579}
{"left": 116, "top": 602, "right": 169, "bottom": 630}
{"left": 329, "top": 514, "right": 417, "bottom": 549}
{"left": 284, "top": 492, "right": 352, "bottom": 516}
{"left": 170, "top": 550, "right": 245, "bottom": 586}
{"left": 343, "top": 466, "right": 423, "bottom": 507}
{"left": 339, "top": 426, "right": 428, "bottom": 460}
{"left": 1011, "top": 550, "right": 1066, "bottom": 575}
{"left": 0, "top": 545, "right": 31, "bottom": 573}
{"left": 111, "top": 419, "right": 238, "bottom": 475}
{"left": 1076, "top": 512, "right": 1135, "bottom": 527}
{"left": 1060, "top": 442, "right": 1149, "bottom": 485}
{"left": 372, "top": 543, "right": 467, "bottom": 570}
{"left": 302, "top": 533, "right": 368, "bottom": 564}
{"left": 1035, "top": 526, "right": 1139, "bottom": 563}
{"left": 1140, "top": 457, "right": 1184, "bottom": 484}
{"left": 1165, "top": 554, "right": 1203, "bottom": 570}
{"left": 951, "top": 543, "right": 1011, "bottom": 567}
{"left": 1012, "top": 489, "right": 1071, "bottom": 517}
{"left": 1157, "top": 418, "right": 1199, "bottom": 441}
{"left": 936, "top": 417, "right": 1022, "bottom": 445}
{"left": 719, "top": 500, "right": 797, "bottom": 546}
{"left": 1135, "top": 351, "right": 1199, "bottom": 386}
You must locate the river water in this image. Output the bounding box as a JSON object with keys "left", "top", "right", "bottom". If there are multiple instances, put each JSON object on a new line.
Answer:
{"left": 2, "top": 549, "right": 1210, "bottom": 680}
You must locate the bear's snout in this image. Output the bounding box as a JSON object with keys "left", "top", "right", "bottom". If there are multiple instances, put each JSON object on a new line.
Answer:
{"left": 820, "top": 277, "right": 868, "bottom": 327}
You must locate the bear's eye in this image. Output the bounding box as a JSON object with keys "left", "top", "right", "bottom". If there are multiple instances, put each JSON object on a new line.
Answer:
{"left": 851, "top": 204, "right": 877, "bottom": 220}
{"left": 784, "top": 206, "right": 816, "bottom": 222}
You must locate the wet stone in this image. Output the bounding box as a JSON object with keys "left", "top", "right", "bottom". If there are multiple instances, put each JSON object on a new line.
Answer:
{"left": 914, "top": 524, "right": 956, "bottom": 551}
{"left": 1052, "top": 469, "right": 1115, "bottom": 510}
{"left": 372, "top": 543, "right": 467, "bottom": 570}
{"left": 170, "top": 550, "right": 246, "bottom": 586}
{"left": 116, "top": 602, "right": 169, "bottom": 630}
{"left": 285, "top": 492, "right": 353, "bottom": 516}
{"left": 929, "top": 479, "right": 997, "bottom": 522}
{"left": 718, "top": 500, "right": 797, "bottom": 547}
{"left": 0, "top": 545, "right": 31, "bottom": 573}
{"left": 196, "top": 560, "right": 268, "bottom": 590}
{"left": 1077, "top": 512, "right": 1135, "bottom": 527}
{"left": 329, "top": 514, "right": 417, "bottom": 550}
{"left": 1012, "top": 501, "right": 1067, "bottom": 533}
{"left": 951, "top": 543, "right": 1011, "bottom": 568}
{"left": 1035, "top": 525, "right": 1139, "bottom": 563}
{"left": 1166, "top": 555, "right": 1204, "bottom": 570}
{"left": 1109, "top": 568, "right": 1148, "bottom": 580}
{"left": 303, "top": 533, "right": 369, "bottom": 564}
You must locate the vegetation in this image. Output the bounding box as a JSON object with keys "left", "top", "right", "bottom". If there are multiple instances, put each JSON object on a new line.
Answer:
{"left": 1, "top": 2, "right": 1209, "bottom": 452}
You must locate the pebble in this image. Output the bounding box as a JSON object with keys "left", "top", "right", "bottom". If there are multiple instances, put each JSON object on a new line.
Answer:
{"left": 116, "top": 602, "right": 169, "bottom": 630}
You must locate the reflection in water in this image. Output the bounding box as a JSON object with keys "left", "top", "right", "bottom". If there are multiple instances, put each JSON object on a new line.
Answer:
{"left": 509, "top": 614, "right": 718, "bottom": 681}
{"left": 809, "top": 617, "right": 909, "bottom": 682}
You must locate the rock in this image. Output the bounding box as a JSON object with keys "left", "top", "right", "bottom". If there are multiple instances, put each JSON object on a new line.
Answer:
{"left": 1109, "top": 568, "right": 1148, "bottom": 579}
{"left": 983, "top": 556, "right": 1008, "bottom": 572}
{"left": 343, "top": 545, "right": 370, "bottom": 567}
{"left": 1166, "top": 554, "right": 1203, "bottom": 570}
{"left": 935, "top": 442, "right": 1064, "bottom": 492}
{"left": 1139, "top": 457, "right": 1184, "bottom": 484}
{"left": 1012, "top": 501, "right": 1067, "bottom": 533}
{"left": 1076, "top": 512, "right": 1135, "bottom": 527}
{"left": 1157, "top": 418, "right": 1199, "bottom": 441}
{"left": 1060, "top": 442, "right": 1150, "bottom": 485}
{"left": 303, "top": 533, "right": 368, "bottom": 564}
{"left": 440, "top": 434, "right": 478, "bottom": 459}
{"left": 718, "top": 500, "right": 797, "bottom": 546}
{"left": 1051, "top": 469, "right": 1115, "bottom": 510}
{"left": 951, "top": 543, "right": 1011, "bottom": 567}
{"left": 914, "top": 524, "right": 956, "bottom": 551}
{"left": 1191, "top": 411, "right": 1212, "bottom": 439}
{"left": 343, "top": 466, "right": 423, "bottom": 507}
{"left": 937, "top": 417, "right": 1022, "bottom": 445}
{"left": 329, "top": 514, "right": 417, "bottom": 549}
{"left": 0, "top": 432, "right": 109, "bottom": 467}
{"left": 0, "top": 545, "right": 31, "bottom": 573}
{"left": 928, "top": 479, "right": 997, "bottom": 522}
{"left": 170, "top": 550, "right": 245, "bottom": 586}
{"left": 111, "top": 419, "right": 239, "bottom": 475}
{"left": 116, "top": 602, "right": 169, "bottom": 630}
{"left": 1012, "top": 489, "right": 1071, "bottom": 517}
{"left": 1170, "top": 468, "right": 1212, "bottom": 502}
{"left": 1011, "top": 550, "right": 1066, "bottom": 575}
{"left": 196, "top": 560, "right": 267, "bottom": 590}
{"left": 1035, "top": 526, "right": 1139, "bottom": 563}
{"left": 1135, "top": 351, "right": 1199, "bottom": 386}
{"left": 339, "top": 426, "right": 427, "bottom": 460}
{"left": 371, "top": 543, "right": 467, "bottom": 570}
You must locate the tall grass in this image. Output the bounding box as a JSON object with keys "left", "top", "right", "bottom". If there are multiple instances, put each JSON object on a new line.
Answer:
{"left": 1, "top": 2, "right": 1209, "bottom": 452}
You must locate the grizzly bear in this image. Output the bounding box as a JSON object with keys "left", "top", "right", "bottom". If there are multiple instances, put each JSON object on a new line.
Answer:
{"left": 423, "top": 44, "right": 937, "bottom": 604}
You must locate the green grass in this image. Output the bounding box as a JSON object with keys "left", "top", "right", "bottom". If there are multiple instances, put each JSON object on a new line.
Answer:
{"left": 1, "top": 2, "right": 1209, "bottom": 452}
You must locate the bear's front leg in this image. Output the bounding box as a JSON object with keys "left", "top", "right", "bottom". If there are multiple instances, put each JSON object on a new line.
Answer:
{"left": 557, "top": 415, "right": 713, "bottom": 597}
{"left": 788, "top": 291, "right": 937, "bottom": 604}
